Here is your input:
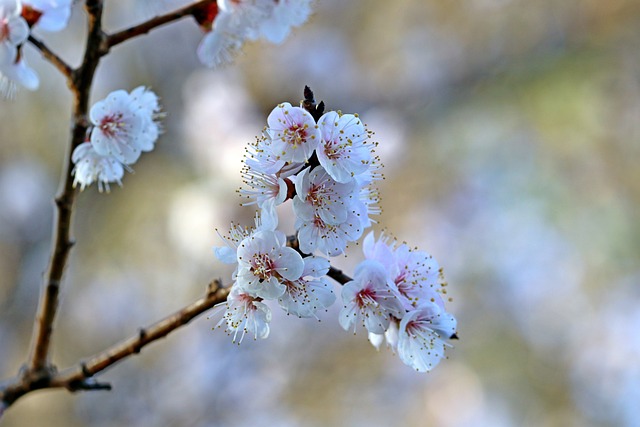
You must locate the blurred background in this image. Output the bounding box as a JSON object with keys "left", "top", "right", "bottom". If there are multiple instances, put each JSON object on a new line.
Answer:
{"left": 2, "top": 0, "right": 640, "bottom": 425}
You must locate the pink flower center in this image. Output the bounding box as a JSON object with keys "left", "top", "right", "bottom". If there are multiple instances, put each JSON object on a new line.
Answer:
{"left": 395, "top": 270, "right": 411, "bottom": 295}
{"left": 236, "top": 293, "right": 259, "bottom": 313}
{"left": 355, "top": 286, "right": 378, "bottom": 308}
{"left": 323, "top": 139, "right": 345, "bottom": 160}
{"left": 250, "top": 253, "right": 275, "bottom": 281}
{"left": 306, "top": 183, "right": 323, "bottom": 206}
{"left": 284, "top": 124, "right": 308, "bottom": 148}
{"left": 99, "top": 113, "right": 125, "bottom": 138}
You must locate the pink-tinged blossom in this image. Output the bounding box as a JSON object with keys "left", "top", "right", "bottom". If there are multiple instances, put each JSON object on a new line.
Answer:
{"left": 23, "top": 0, "right": 72, "bottom": 32}
{"left": 316, "top": 111, "right": 374, "bottom": 183}
{"left": 244, "top": 131, "right": 288, "bottom": 175}
{"left": 293, "top": 166, "right": 356, "bottom": 225}
{"left": 0, "top": 56, "right": 38, "bottom": 95}
{"left": 236, "top": 229, "right": 304, "bottom": 299}
{"left": 266, "top": 102, "right": 320, "bottom": 163}
{"left": 214, "top": 200, "right": 279, "bottom": 268}
{"left": 339, "top": 260, "right": 404, "bottom": 335}
{"left": 0, "top": 0, "right": 37, "bottom": 94}
{"left": 393, "top": 244, "right": 444, "bottom": 309}
{"left": 197, "top": 11, "right": 244, "bottom": 68}
{"left": 218, "top": 286, "right": 271, "bottom": 343}
{"left": 130, "top": 85, "right": 163, "bottom": 152}
{"left": 71, "top": 142, "right": 124, "bottom": 192}
{"left": 351, "top": 158, "right": 383, "bottom": 229}
{"left": 197, "top": 0, "right": 273, "bottom": 67}
{"left": 0, "top": 0, "right": 28, "bottom": 65}
{"left": 198, "top": 1, "right": 313, "bottom": 67}
{"left": 363, "top": 232, "right": 446, "bottom": 309}
{"left": 249, "top": 0, "right": 312, "bottom": 44}
{"left": 89, "top": 88, "right": 161, "bottom": 165}
{"left": 278, "top": 256, "right": 336, "bottom": 318}
{"left": 296, "top": 210, "right": 362, "bottom": 257}
{"left": 397, "top": 302, "right": 457, "bottom": 372}
{"left": 239, "top": 168, "right": 288, "bottom": 208}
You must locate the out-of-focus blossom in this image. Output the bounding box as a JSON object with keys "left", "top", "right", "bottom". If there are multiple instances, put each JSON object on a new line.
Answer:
{"left": 0, "top": 0, "right": 37, "bottom": 93}
{"left": 71, "top": 142, "right": 125, "bottom": 192}
{"left": 249, "top": 0, "right": 312, "bottom": 44}
{"left": 197, "top": 0, "right": 312, "bottom": 68}
{"left": 23, "top": 0, "right": 73, "bottom": 31}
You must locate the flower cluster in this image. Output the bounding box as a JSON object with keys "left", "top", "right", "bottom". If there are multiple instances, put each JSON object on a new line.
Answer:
{"left": 71, "top": 87, "right": 162, "bottom": 192}
{"left": 214, "top": 93, "right": 457, "bottom": 372}
{"left": 240, "top": 102, "right": 381, "bottom": 256}
{"left": 197, "top": 0, "right": 312, "bottom": 68}
{"left": 341, "top": 232, "right": 457, "bottom": 372}
{"left": 0, "top": 0, "right": 72, "bottom": 95}
{"left": 214, "top": 204, "right": 336, "bottom": 342}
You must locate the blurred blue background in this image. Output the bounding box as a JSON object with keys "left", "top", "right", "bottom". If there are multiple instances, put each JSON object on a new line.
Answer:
{"left": 2, "top": 0, "right": 640, "bottom": 425}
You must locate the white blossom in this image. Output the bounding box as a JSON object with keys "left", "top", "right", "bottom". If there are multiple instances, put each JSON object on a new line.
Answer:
{"left": 218, "top": 286, "right": 272, "bottom": 343}
{"left": 89, "top": 88, "right": 161, "bottom": 165}
{"left": 0, "top": 56, "right": 38, "bottom": 95}
{"left": 249, "top": 0, "right": 313, "bottom": 44}
{"left": 0, "top": 0, "right": 37, "bottom": 93}
{"left": 214, "top": 201, "right": 279, "bottom": 268}
{"left": 363, "top": 232, "right": 445, "bottom": 310}
{"left": 292, "top": 166, "right": 356, "bottom": 225}
{"left": 295, "top": 210, "right": 362, "bottom": 257}
{"left": 236, "top": 229, "right": 304, "bottom": 299}
{"left": 278, "top": 255, "right": 336, "bottom": 318}
{"left": 0, "top": 0, "right": 28, "bottom": 65}
{"left": 71, "top": 142, "right": 125, "bottom": 192}
{"left": 244, "top": 131, "right": 288, "bottom": 175}
{"left": 238, "top": 168, "right": 288, "bottom": 208}
{"left": 130, "top": 85, "right": 163, "bottom": 152}
{"left": 266, "top": 102, "right": 320, "bottom": 163}
{"left": 397, "top": 302, "right": 457, "bottom": 372}
{"left": 198, "top": 0, "right": 313, "bottom": 68}
{"left": 316, "top": 111, "right": 374, "bottom": 183}
{"left": 339, "top": 259, "right": 404, "bottom": 334}
{"left": 197, "top": 11, "right": 244, "bottom": 68}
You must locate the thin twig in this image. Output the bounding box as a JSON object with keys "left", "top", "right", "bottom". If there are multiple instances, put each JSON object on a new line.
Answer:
{"left": 50, "top": 282, "right": 229, "bottom": 389}
{"left": 327, "top": 266, "right": 352, "bottom": 285}
{"left": 27, "top": 35, "right": 73, "bottom": 82}
{"left": 0, "top": 282, "right": 229, "bottom": 409}
{"left": 26, "top": 0, "right": 105, "bottom": 376}
{"left": 107, "top": 0, "right": 217, "bottom": 49}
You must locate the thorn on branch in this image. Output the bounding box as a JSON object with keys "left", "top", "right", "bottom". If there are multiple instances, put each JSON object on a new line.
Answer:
{"left": 67, "top": 378, "right": 112, "bottom": 393}
{"left": 134, "top": 329, "right": 147, "bottom": 353}
{"left": 80, "top": 362, "right": 92, "bottom": 378}
{"left": 206, "top": 279, "right": 223, "bottom": 297}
